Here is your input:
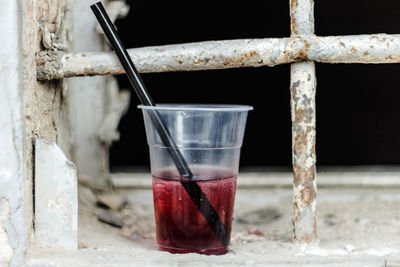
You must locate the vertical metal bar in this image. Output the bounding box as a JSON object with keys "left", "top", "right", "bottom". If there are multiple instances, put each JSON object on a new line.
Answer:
{"left": 290, "top": 0, "right": 317, "bottom": 242}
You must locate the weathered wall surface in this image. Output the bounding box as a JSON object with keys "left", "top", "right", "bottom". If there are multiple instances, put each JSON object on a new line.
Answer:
{"left": 68, "top": 0, "right": 109, "bottom": 189}
{"left": 23, "top": 0, "right": 73, "bottom": 217}
{"left": 69, "top": 0, "right": 129, "bottom": 190}
{"left": 26, "top": 0, "right": 73, "bottom": 154}
{"left": 0, "top": 2, "right": 26, "bottom": 266}
{"left": 26, "top": 0, "right": 77, "bottom": 251}
{"left": 0, "top": 0, "right": 78, "bottom": 265}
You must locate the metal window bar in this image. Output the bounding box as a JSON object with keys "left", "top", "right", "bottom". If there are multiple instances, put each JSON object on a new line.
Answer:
{"left": 36, "top": 0, "right": 399, "bottom": 243}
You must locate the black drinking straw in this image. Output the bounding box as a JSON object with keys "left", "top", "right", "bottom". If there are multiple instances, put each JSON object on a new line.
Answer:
{"left": 90, "top": 2, "right": 229, "bottom": 248}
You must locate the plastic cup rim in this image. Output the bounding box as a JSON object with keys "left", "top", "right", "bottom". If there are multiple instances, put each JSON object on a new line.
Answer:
{"left": 138, "top": 104, "right": 253, "bottom": 112}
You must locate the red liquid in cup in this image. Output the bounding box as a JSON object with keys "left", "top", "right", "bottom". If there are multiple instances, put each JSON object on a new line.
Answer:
{"left": 152, "top": 168, "right": 237, "bottom": 255}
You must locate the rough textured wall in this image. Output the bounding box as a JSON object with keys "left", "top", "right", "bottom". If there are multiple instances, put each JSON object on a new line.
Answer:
{"left": 1, "top": 0, "right": 127, "bottom": 264}
{"left": 68, "top": 0, "right": 109, "bottom": 189}
{"left": 69, "top": 0, "right": 129, "bottom": 190}
{"left": 21, "top": 0, "right": 74, "bottom": 263}
{"left": 0, "top": 1, "right": 26, "bottom": 266}
{"left": 27, "top": 0, "right": 73, "bottom": 153}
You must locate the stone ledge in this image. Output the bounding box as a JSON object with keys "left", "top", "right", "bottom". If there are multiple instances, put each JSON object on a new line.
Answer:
{"left": 27, "top": 185, "right": 400, "bottom": 266}
{"left": 111, "top": 170, "right": 400, "bottom": 189}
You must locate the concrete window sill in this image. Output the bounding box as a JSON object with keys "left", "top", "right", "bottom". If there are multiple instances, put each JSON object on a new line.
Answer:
{"left": 27, "top": 170, "right": 400, "bottom": 266}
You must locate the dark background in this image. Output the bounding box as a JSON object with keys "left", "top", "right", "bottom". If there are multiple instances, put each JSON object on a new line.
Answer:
{"left": 110, "top": 0, "right": 400, "bottom": 170}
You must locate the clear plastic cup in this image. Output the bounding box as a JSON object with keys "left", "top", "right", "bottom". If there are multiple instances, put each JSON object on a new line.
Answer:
{"left": 139, "top": 104, "right": 252, "bottom": 255}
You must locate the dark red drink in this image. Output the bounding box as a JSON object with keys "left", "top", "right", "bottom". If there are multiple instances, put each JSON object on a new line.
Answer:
{"left": 152, "top": 168, "right": 237, "bottom": 255}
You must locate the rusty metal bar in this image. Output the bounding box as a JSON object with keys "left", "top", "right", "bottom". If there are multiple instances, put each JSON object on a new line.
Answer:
{"left": 290, "top": 0, "right": 317, "bottom": 242}
{"left": 36, "top": 34, "right": 400, "bottom": 80}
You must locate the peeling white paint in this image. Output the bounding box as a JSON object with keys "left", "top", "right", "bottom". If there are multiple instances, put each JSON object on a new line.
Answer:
{"left": 290, "top": 0, "right": 315, "bottom": 36}
{"left": 35, "top": 139, "right": 78, "bottom": 249}
{"left": 290, "top": 0, "right": 317, "bottom": 242}
{"left": 36, "top": 34, "right": 400, "bottom": 80}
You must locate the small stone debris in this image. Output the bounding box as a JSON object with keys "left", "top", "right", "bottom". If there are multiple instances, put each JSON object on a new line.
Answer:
{"left": 97, "top": 210, "right": 123, "bottom": 228}
{"left": 118, "top": 206, "right": 155, "bottom": 240}
{"left": 91, "top": 190, "right": 155, "bottom": 239}
{"left": 96, "top": 193, "right": 127, "bottom": 211}
{"left": 120, "top": 226, "right": 133, "bottom": 238}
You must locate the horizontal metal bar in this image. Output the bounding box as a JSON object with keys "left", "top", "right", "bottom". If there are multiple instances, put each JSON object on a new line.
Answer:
{"left": 37, "top": 34, "right": 400, "bottom": 80}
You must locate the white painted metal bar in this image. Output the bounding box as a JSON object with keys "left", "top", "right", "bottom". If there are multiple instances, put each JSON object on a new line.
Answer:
{"left": 290, "top": 0, "right": 317, "bottom": 242}
{"left": 37, "top": 34, "right": 400, "bottom": 80}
